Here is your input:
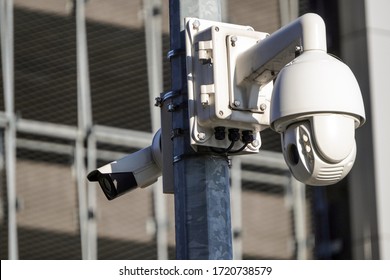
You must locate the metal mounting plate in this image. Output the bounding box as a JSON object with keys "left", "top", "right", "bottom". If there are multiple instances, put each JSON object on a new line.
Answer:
{"left": 185, "top": 18, "right": 271, "bottom": 153}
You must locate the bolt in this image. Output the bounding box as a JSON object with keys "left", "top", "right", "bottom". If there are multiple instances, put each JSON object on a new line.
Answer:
{"left": 168, "top": 103, "right": 175, "bottom": 112}
{"left": 219, "top": 110, "right": 224, "bottom": 116}
{"left": 201, "top": 100, "right": 208, "bottom": 107}
{"left": 215, "top": 26, "right": 219, "bottom": 32}
{"left": 197, "top": 132, "right": 206, "bottom": 141}
{"left": 252, "top": 139, "right": 260, "bottom": 148}
{"left": 260, "top": 103, "right": 267, "bottom": 111}
{"left": 295, "top": 45, "right": 302, "bottom": 57}
{"left": 192, "top": 20, "right": 200, "bottom": 29}
{"left": 233, "top": 100, "right": 241, "bottom": 107}
{"left": 230, "top": 36, "right": 237, "bottom": 47}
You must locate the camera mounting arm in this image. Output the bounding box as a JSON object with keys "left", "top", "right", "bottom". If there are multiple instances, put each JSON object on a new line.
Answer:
{"left": 235, "top": 13, "right": 327, "bottom": 86}
{"left": 184, "top": 13, "right": 333, "bottom": 154}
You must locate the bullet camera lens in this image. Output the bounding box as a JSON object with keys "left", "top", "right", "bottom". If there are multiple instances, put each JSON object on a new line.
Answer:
{"left": 87, "top": 169, "right": 140, "bottom": 200}
{"left": 101, "top": 177, "right": 114, "bottom": 193}
{"left": 97, "top": 174, "right": 119, "bottom": 200}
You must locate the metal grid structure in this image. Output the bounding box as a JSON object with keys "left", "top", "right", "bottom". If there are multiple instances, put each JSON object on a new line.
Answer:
{"left": 0, "top": 0, "right": 312, "bottom": 260}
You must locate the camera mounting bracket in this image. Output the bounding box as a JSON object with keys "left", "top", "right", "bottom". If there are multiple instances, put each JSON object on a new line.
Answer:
{"left": 185, "top": 18, "right": 271, "bottom": 153}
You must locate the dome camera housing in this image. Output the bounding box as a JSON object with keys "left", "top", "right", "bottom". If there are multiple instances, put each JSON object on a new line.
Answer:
{"left": 270, "top": 50, "right": 365, "bottom": 131}
{"left": 270, "top": 50, "right": 366, "bottom": 185}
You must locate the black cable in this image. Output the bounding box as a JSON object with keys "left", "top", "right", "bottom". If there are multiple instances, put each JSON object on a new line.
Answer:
{"left": 210, "top": 140, "right": 250, "bottom": 155}
{"left": 228, "top": 142, "right": 248, "bottom": 154}
{"left": 210, "top": 129, "right": 253, "bottom": 155}
{"left": 210, "top": 140, "right": 236, "bottom": 155}
{"left": 225, "top": 140, "right": 236, "bottom": 153}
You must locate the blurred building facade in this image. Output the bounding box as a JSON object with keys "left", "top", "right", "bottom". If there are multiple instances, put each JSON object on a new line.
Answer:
{"left": 0, "top": 0, "right": 388, "bottom": 260}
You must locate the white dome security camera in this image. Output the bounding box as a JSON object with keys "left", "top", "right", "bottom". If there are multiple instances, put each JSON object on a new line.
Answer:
{"left": 270, "top": 51, "right": 366, "bottom": 186}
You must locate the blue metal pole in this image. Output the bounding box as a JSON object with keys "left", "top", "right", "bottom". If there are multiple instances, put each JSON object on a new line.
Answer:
{"left": 168, "top": 0, "right": 232, "bottom": 259}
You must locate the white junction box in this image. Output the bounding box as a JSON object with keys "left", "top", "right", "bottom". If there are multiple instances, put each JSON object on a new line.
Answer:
{"left": 185, "top": 18, "right": 272, "bottom": 153}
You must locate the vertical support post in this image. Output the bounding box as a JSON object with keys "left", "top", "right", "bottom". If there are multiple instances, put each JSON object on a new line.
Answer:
{"left": 168, "top": 0, "right": 232, "bottom": 259}
{"left": 87, "top": 131, "right": 97, "bottom": 259}
{"left": 143, "top": 0, "right": 168, "bottom": 260}
{"left": 75, "top": 0, "right": 96, "bottom": 259}
{"left": 1, "top": 0, "right": 18, "bottom": 260}
{"left": 279, "top": 0, "right": 299, "bottom": 26}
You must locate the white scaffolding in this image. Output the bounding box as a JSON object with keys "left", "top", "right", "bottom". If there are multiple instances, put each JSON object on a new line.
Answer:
{"left": 1, "top": 0, "right": 18, "bottom": 260}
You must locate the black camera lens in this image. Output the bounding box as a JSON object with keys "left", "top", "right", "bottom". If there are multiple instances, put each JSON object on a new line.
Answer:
{"left": 100, "top": 176, "right": 114, "bottom": 194}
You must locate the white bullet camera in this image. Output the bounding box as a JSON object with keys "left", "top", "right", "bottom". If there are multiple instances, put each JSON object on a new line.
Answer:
{"left": 270, "top": 50, "right": 365, "bottom": 186}
{"left": 87, "top": 130, "right": 162, "bottom": 200}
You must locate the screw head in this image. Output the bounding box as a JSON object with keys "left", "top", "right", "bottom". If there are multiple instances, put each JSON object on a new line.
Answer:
{"left": 260, "top": 103, "right": 267, "bottom": 111}
{"left": 295, "top": 45, "right": 303, "bottom": 57}
{"left": 197, "top": 132, "right": 206, "bottom": 140}
{"left": 168, "top": 103, "right": 175, "bottom": 112}
{"left": 251, "top": 139, "right": 260, "bottom": 148}
{"left": 192, "top": 20, "right": 200, "bottom": 29}
{"left": 233, "top": 100, "right": 241, "bottom": 107}
{"left": 230, "top": 36, "right": 237, "bottom": 46}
